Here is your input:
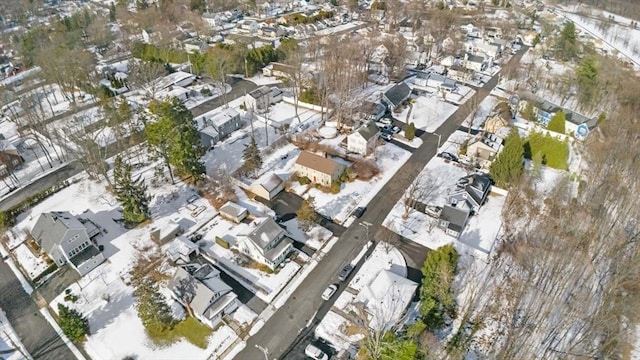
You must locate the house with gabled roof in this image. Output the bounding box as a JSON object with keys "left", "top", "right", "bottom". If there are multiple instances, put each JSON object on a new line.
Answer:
{"left": 235, "top": 217, "right": 294, "bottom": 270}
{"left": 347, "top": 121, "right": 379, "bottom": 156}
{"left": 438, "top": 205, "right": 470, "bottom": 239}
{"left": 31, "top": 211, "right": 105, "bottom": 275}
{"left": 168, "top": 264, "right": 239, "bottom": 328}
{"left": 466, "top": 132, "right": 504, "bottom": 168}
{"left": 249, "top": 173, "right": 284, "bottom": 201}
{"left": 294, "top": 150, "right": 346, "bottom": 187}
{"left": 447, "top": 173, "right": 492, "bottom": 214}
{"left": 382, "top": 82, "right": 412, "bottom": 112}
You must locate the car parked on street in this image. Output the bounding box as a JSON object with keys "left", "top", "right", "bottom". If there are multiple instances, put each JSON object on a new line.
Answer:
{"left": 353, "top": 206, "right": 366, "bottom": 218}
{"left": 437, "top": 152, "right": 458, "bottom": 162}
{"left": 322, "top": 284, "right": 338, "bottom": 301}
{"left": 338, "top": 264, "right": 354, "bottom": 282}
{"left": 305, "top": 344, "right": 329, "bottom": 360}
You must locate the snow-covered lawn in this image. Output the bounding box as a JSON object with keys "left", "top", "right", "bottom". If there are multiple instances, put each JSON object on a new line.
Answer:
{"left": 245, "top": 74, "right": 282, "bottom": 86}
{"left": 231, "top": 304, "right": 257, "bottom": 326}
{"left": 281, "top": 219, "right": 332, "bottom": 250}
{"left": 292, "top": 142, "right": 412, "bottom": 224}
{"left": 397, "top": 94, "right": 459, "bottom": 132}
{"left": 316, "top": 243, "right": 409, "bottom": 352}
{"left": 382, "top": 156, "right": 506, "bottom": 255}
{"left": 462, "top": 95, "right": 500, "bottom": 129}
{"left": 0, "top": 308, "right": 30, "bottom": 360}
{"left": 12, "top": 243, "right": 49, "bottom": 280}
{"left": 444, "top": 85, "right": 475, "bottom": 105}
{"left": 183, "top": 83, "right": 232, "bottom": 110}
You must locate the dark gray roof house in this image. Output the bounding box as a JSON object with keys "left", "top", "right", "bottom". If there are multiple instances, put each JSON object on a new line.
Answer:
{"left": 382, "top": 82, "right": 412, "bottom": 111}
{"left": 448, "top": 174, "right": 492, "bottom": 214}
{"left": 438, "top": 205, "right": 470, "bottom": 238}
{"left": 31, "top": 211, "right": 104, "bottom": 276}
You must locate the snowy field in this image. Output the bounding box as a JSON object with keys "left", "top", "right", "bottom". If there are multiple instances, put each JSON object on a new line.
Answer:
{"left": 281, "top": 219, "right": 333, "bottom": 250}
{"left": 397, "top": 94, "right": 459, "bottom": 132}
{"left": 291, "top": 142, "right": 412, "bottom": 224}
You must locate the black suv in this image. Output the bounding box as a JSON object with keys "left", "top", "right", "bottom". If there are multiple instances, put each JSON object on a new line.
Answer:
{"left": 338, "top": 264, "right": 354, "bottom": 282}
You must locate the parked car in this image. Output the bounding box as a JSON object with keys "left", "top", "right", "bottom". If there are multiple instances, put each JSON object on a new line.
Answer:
{"left": 437, "top": 152, "right": 458, "bottom": 162}
{"left": 380, "top": 133, "right": 393, "bottom": 141}
{"left": 321, "top": 284, "right": 338, "bottom": 301}
{"left": 338, "top": 264, "right": 354, "bottom": 282}
{"left": 391, "top": 125, "right": 401, "bottom": 134}
{"left": 353, "top": 206, "right": 366, "bottom": 218}
{"left": 379, "top": 117, "right": 393, "bottom": 125}
{"left": 424, "top": 205, "right": 443, "bottom": 218}
{"left": 305, "top": 344, "right": 329, "bottom": 360}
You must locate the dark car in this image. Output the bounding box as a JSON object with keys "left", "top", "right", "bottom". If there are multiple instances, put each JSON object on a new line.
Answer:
{"left": 338, "top": 264, "right": 354, "bottom": 282}
{"left": 354, "top": 206, "right": 366, "bottom": 218}
{"left": 437, "top": 152, "right": 458, "bottom": 162}
{"left": 380, "top": 133, "right": 393, "bottom": 141}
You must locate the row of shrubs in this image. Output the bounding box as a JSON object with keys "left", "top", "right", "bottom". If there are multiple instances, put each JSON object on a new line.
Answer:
{"left": 0, "top": 180, "right": 73, "bottom": 231}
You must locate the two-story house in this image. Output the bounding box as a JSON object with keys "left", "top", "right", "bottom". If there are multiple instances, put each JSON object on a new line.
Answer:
{"left": 294, "top": 151, "right": 346, "bottom": 187}
{"left": 447, "top": 174, "right": 492, "bottom": 214}
{"left": 235, "top": 217, "right": 294, "bottom": 270}
{"left": 31, "top": 211, "right": 105, "bottom": 276}
{"left": 382, "top": 82, "right": 412, "bottom": 113}
{"left": 347, "top": 121, "right": 379, "bottom": 156}
{"left": 466, "top": 132, "right": 504, "bottom": 169}
{"left": 168, "top": 264, "right": 239, "bottom": 328}
{"left": 196, "top": 108, "right": 243, "bottom": 148}
{"left": 244, "top": 86, "right": 283, "bottom": 113}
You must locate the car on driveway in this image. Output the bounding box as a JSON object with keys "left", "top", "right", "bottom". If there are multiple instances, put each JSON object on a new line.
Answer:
{"left": 305, "top": 344, "right": 329, "bottom": 360}
{"left": 322, "top": 284, "right": 338, "bottom": 301}
{"left": 380, "top": 133, "right": 393, "bottom": 141}
{"left": 391, "top": 125, "right": 401, "bottom": 134}
{"left": 338, "top": 264, "right": 354, "bottom": 282}
{"left": 379, "top": 117, "right": 393, "bottom": 125}
{"left": 437, "top": 152, "right": 458, "bottom": 162}
{"left": 353, "top": 206, "right": 366, "bottom": 218}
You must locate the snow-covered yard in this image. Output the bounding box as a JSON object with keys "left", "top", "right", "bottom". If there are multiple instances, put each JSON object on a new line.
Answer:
{"left": 12, "top": 243, "right": 49, "bottom": 280}
{"left": 382, "top": 155, "right": 506, "bottom": 256}
{"left": 462, "top": 95, "right": 500, "bottom": 129}
{"left": 290, "top": 142, "right": 412, "bottom": 224}
{"left": 281, "top": 219, "right": 333, "bottom": 250}
{"left": 396, "top": 94, "right": 459, "bottom": 132}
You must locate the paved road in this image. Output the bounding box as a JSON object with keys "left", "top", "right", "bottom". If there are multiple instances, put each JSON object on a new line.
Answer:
{"left": 190, "top": 78, "right": 258, "bottom": 118}
{"left": 0, "top": 259, "right": 74, "bottom": 360}
{"left": 0, "top": 160, "right": 84, "bottom": 212}
{"left": 237, "top": 46, "right": 529, "bottom": 360}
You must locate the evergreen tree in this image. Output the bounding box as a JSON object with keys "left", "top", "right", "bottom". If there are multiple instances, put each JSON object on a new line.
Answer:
{"left": 556, "top": 21, "right": 578, "bottom": 60}
{"left": 576, "top": 56, "right": 598, "bottom": 106}
{"left": 242, "top": 136, "right": 262, "bottom": 175}
{"left": 489, "top": 127, "right": 524, "bottom": 188}
{"left": 147, "top": 98, "right": 206, "bottom": 183}
{"left": 296, "top": 196, "right": 317, "bottom": 229}
{"left": 57, "top": 304, "right": 89, "bottom": 342}
{"left": 109, "top": 3, "right": 117, "bottom": 22}
{"left": 419, "top": 244, "right": 458, "bottom": 330}
{"left": 547, "top": 110, "right": 566, "bottom": 133}
{"left": 134, "top": 277, "right": 175, "bottom": 335}
{"left": 405, "top": 122, "right": 416, "bottom": 141}
{"left": 113, "top": 156, "right": 150, "bottom": 225}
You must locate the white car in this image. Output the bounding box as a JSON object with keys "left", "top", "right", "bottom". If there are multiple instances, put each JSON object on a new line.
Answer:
{"left": 321, "top": 284, "right": 338, "bottom": 301}
{"left": 305, "top": 344, "right": 329, "bottom": 360}
{"left": 379, "top": 117, "right": 393, "bottom": 125}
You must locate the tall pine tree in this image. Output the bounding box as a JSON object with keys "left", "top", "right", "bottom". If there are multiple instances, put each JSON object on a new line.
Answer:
{"left": 134, "top": 277, "right": 175, "bottom": 336}
{"left": 489, "top": 127, "right": 524, "bottom": 188}
{"left": 113, "top": 156, "right": 150, "bottom": 225}
{"left": 147, "top": 98, "right": 206, "bottom": 183}
{"left": 242, "top": 136, "right": 262, "bottom": 176}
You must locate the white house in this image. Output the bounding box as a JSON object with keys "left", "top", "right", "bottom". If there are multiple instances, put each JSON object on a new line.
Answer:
{"left": 354, "top": 269, "right": 418, "bottom": 332}
{"left": 244, "top": 86, "right": 283, "bottom": 113}
{"left": 347, "top": 121, "right": 379, "bottom": 156}
{"left": 235, "top": 217, "right": 294, "bottom": 270}
{"left": 220, "top": 201, "right": 248, "bottom": 223}
{"left": 168, "top": 264, "right": 239, "bottom": 328}
{"left": 464, "top": 53, "right": 489, "bottom": 72}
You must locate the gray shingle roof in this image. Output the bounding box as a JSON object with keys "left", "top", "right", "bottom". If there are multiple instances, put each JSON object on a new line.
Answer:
{"left": 440, "top": 205, "right": 470, "bottom": 232}
{"left": 357, "top": 121, "right": 379, "bottom": 141}
{"left": 168, "top": 265, "right": 234, "bottom": 320}
{"left": 31, "top": 212, "right": 85, "bottom": 253}
{"left": 239, "top": 217, "right": 284, "bottom": 250}
{"left": 260, "top": 174, "right": 283, "bottom": 192}
{"left": 384, "top": 82, "right": 411, "bottom": 106}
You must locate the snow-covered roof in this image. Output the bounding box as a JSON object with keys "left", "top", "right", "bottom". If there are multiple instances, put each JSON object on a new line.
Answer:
{"left": 354, "top": 270, "right": 418, "bottom": 331}
{"left": 165, "top": 236, "right": 199, "bottom": 262}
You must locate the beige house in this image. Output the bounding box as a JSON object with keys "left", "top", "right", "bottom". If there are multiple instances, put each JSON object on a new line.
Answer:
{"left": 294, "top": 151, "right": 345, "bottom": 187}
{"left": 466, "top": 133, "right": 503, "bottom": 168}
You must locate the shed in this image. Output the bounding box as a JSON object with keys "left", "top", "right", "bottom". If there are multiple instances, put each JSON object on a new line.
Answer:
{"left": 220, "top": 202, "right": 248, "bottom": 223}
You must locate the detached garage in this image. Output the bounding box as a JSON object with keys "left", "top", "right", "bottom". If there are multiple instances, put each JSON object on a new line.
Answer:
{"left": 250, "top": 173, "right": 284, "bottom": 201}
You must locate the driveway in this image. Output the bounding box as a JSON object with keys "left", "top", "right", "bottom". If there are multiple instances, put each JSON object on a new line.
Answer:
{"left": 237, "top": 46, "right": 529, "bottom": 360}
{"left": 0, "top": 258, "right": 75, "bottom": 360}
{"left": 267, "top": 191, "right": 347, "bottom": 237}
